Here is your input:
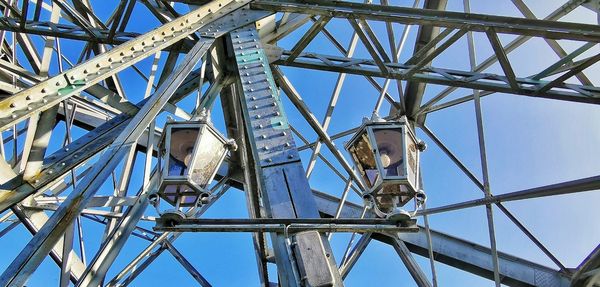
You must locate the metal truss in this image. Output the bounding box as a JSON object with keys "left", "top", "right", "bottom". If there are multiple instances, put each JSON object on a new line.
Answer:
{"left": 0, "top": 0, "right": 598, "bottom": 286}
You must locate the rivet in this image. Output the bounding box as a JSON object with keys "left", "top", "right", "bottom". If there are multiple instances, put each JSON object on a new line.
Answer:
{"left": 280, "top": 132, "right": 286, "bottom": 136}
{"left": 256, "top": 115, "right": 261, "bottom": 119}
{"left": 258, "top": 124, "right": 263, "bottom": 128}
{"left": 285, "top": 143, "right": 291, "bottom": 147}
{"left": 9, "top": 103, "right": 15, "bottom": 108}
{"left": 25, "top": 96, "right": 31, "bottom": 100}
{"left": 288, "top": 154, "right": 294, "bottom": 159}
{"left": 266, "top": 158, "right": 272, "bottom": 162}
{"left": 261, "top": 135, "right": 266, "bottom": 139}
{"left": 263, "top": 146, "right": 269, "bottom": 151}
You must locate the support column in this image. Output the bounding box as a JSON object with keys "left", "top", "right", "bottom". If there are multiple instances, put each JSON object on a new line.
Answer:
{"left": 228, "top": 25, "right": 343, "bottom": 287}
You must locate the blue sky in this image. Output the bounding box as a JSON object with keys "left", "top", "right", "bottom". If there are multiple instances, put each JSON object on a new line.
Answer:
{"left": 0, "top": 0, "right": 599, "bottom": 286}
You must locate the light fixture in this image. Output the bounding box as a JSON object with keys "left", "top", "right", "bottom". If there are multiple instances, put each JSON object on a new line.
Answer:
{"left": 157, "top": 114, "right": 235, "bottom": 211}
{"left": 345, "top": 114, "right": 426, "bottom": 221}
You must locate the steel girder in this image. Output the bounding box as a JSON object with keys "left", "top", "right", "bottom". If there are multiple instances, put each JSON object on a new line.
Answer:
{"left": 274, "top": 51, "right": 600, "bottom": 105}
{"left": 0, "top": 0, "right": 597, "bottom": 286}
{"left": 250, "top": 0, "right": 600, "bottom": 42}
{"left": 311, "top": 190, "right": 572, "bottom": 287}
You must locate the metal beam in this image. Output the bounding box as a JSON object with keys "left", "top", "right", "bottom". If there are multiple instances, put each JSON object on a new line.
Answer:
{"left": 312, "top": 190, "right": 571, "bottom": 287}
{"left": 417, "top": 175, "right": 600, "bottom": 216}
{"left": 572, "top": 244, "right": 600, "bottom": 287}
{"left": 229, "top": 25, "right": 344, "bottom": 287}
{"left": 0, "top": 17, "right": 140, "bottom": 44}
{"left": 251, "top": 0, "right": 600, "bottom": 42}
{"left": 274, "top": 51, "right": 600, "bottom": 104}
{"left": 403, "top": 0, "right": 447, "bottom": 117}
{"left": 391, "top": 237, "right": 432, "bottom": 287}
{"left": 0, "top": 28, "right": 216, "bottom": 286}
{"left": 0, "top": 0, "right": 250, "bottom": 132}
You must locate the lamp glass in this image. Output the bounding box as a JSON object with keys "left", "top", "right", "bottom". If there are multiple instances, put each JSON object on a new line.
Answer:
{"left": 348, "top": 132, "right": 379, "bottom": 188}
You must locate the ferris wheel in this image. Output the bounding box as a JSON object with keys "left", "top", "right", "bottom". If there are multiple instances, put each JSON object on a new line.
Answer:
{"left": 0, "top": 0, "right": 598, "bottom": 286}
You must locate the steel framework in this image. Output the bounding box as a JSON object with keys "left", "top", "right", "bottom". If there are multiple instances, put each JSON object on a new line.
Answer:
{"left": 0, "top": 0, "right": 597, "bottom": 286}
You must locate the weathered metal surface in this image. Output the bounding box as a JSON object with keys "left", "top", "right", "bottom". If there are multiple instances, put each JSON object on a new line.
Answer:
{"left": 230, "top": 25, "right": 344, "bottom": 287}
{"left": 0, "top": 0, "right": 249, "bottom": 132}
{"left": 312, "top": 189, "right": 571, "bottom": 287}
{"left": 274, "top": 51, "right": 600, "bottom": 105}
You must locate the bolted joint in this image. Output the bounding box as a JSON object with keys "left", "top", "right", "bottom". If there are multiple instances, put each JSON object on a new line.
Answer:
{"left": 225, "top": 138, "right": 238, "bottom": 151}
{"left": 417, "top": 140, "right": 427, "bottom": 152}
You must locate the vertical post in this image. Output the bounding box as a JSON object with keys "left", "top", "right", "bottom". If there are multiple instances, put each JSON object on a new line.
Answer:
{"left": 227, "top": 25, "right": 343, "bottom": 287}
{"left": 464, "top": 1, "right": 501, "bottom": 285}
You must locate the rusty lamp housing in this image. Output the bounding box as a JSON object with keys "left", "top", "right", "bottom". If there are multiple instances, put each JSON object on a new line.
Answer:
{"left": 345, "top": 117, "right": 423, "bottom": 218}
{"left": 158, "top": 119, "right": 231, "bottom": 208}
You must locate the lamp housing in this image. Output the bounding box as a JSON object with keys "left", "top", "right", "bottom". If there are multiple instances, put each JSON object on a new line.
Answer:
{"left": 158, "top": 119, "right": 231, "bottom": 208}
{"left": 345, "top": 117, "right": 421, "bottom": 216}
